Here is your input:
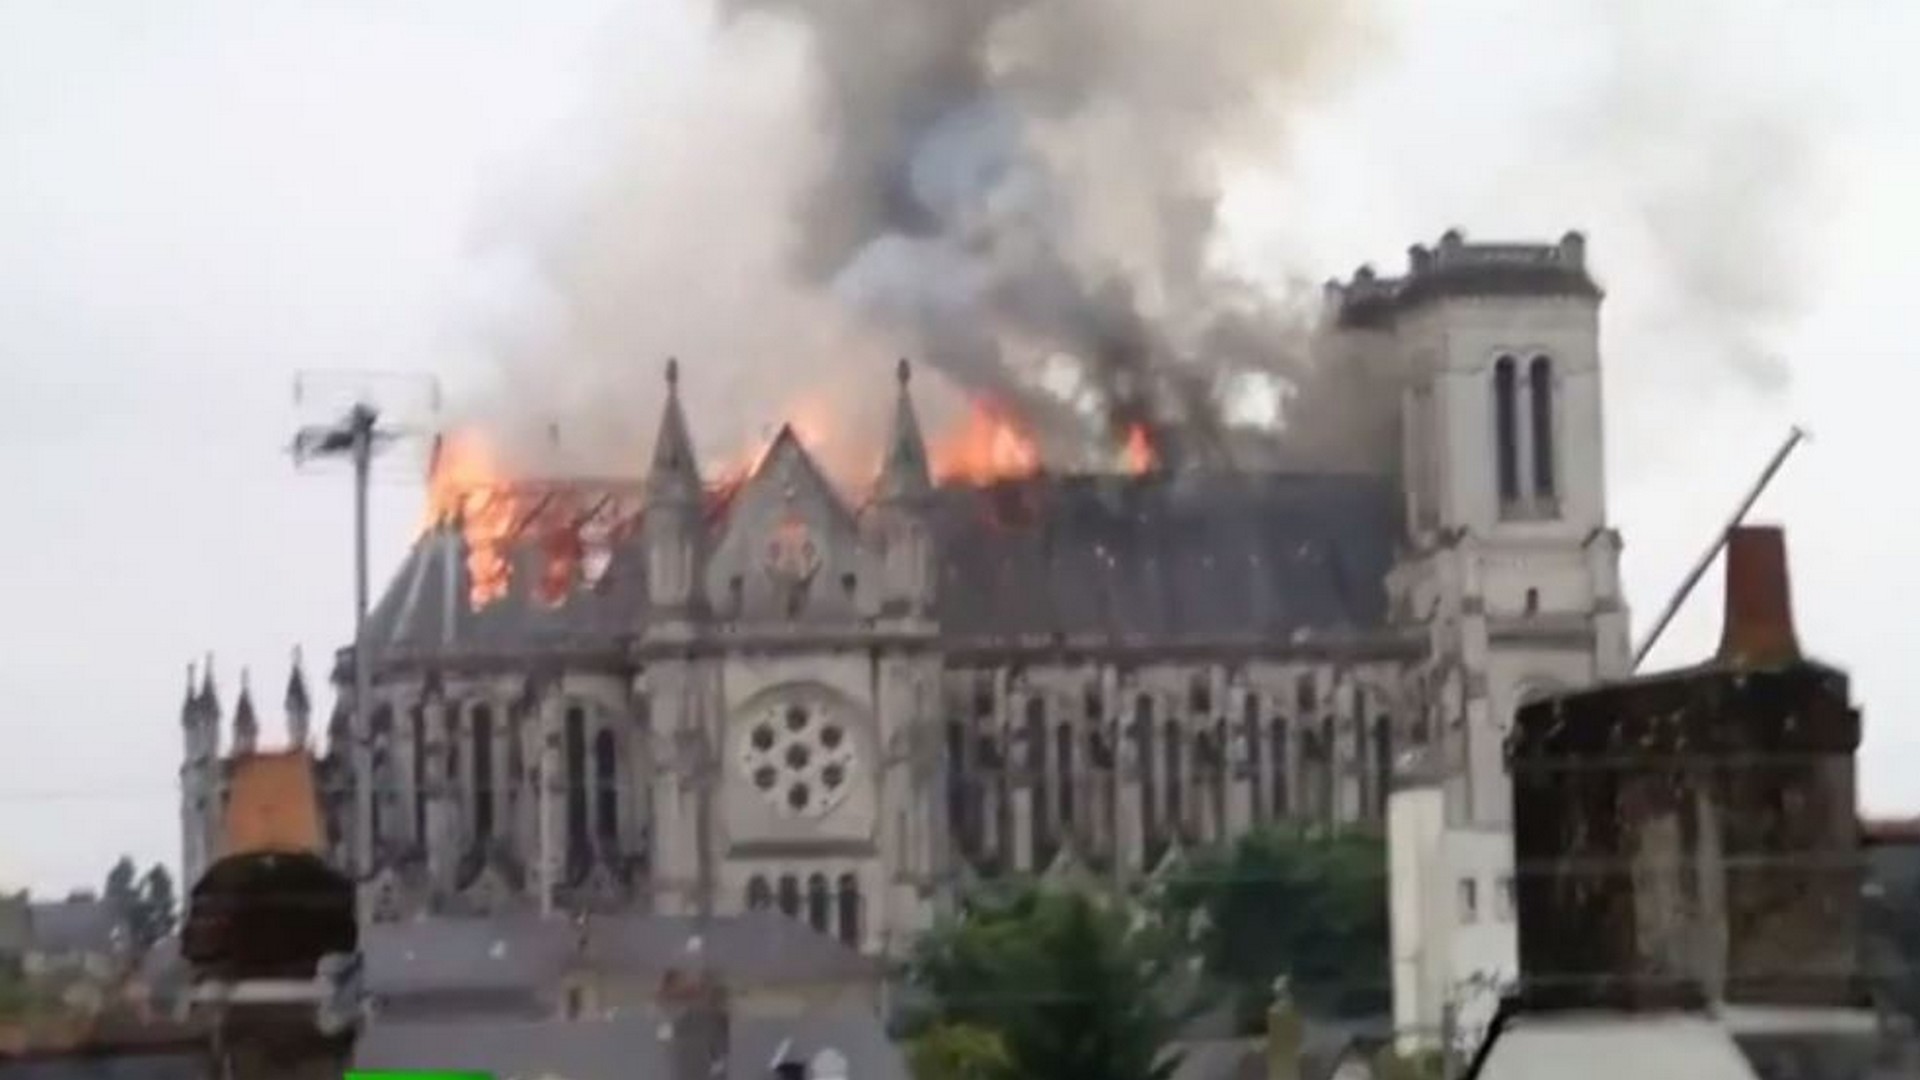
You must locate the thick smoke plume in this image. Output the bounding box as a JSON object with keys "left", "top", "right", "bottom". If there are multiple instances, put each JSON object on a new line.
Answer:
{"left": 1576, "top": 0, "right": 1824, "bottom": 393}
{"left": 729, "top": 0, "right": 1377, "bottom": 470}
{"left": 467, "top": 0, "right": 1381, "bottom": 482}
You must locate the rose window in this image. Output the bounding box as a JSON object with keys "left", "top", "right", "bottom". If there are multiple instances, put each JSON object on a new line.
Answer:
{"left": 740, "top": 698, "right": 856, "bottom": 819}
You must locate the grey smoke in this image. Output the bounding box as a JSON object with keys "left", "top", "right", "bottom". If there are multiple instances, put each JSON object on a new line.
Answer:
{"left": 1579, "top": 0, "right": 1823, "bottom": 393}
{"left": 463, "top": 0, "right": 1382, "bottom": 481}
{"left": 728, "top": 0, "right": 1381, "bottom": 468}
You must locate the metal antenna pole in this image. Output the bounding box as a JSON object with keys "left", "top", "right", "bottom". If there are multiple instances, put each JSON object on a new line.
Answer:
{"left": 1630, "top": 425, "right": 1808, "bottom": 672}
{"left": 349, "top": 404, "right": 376, "bottom": 879}
{"left": 291, "top": 372, "right": 439, "bottom": 880}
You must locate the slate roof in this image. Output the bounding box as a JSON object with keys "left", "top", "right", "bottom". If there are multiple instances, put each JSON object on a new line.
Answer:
{"left": 355, "top": 1016, "right": 672, "bottom": 1080}
{"left": 0, "top": 1055, "right": 205, "bottom": 1080}
{"left": 0, "top": 897, "right": 28, "bottom": 956}
{"left": 25, "top": 901, "right": 124, "bottom": 957}
{"left": 928, "top": 472, "right": 1399, "bottom": 643}
{"left": 356, "top": 1007, "right": 909, "bottom": 1080}
{"left": 357, "top": 470, "right": 1402, "bottom": 660}
{"left": 364, "top": 911, "right": 878, "bottom": 1000}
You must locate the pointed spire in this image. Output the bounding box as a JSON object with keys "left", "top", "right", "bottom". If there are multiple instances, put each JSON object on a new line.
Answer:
{"left": 200, "top": 653, "right": 221, "bottom": 720}
{"left": 181, "top": 661, "right": 204, "bottom": 731}
{"left": 874, "top": 358, "right": 932, "bottom": 503}
{"left": 647, "top": 357, "right": 702, "bottom": 504}
{"left": 232, "top": 668, "right": 258, "bottom": 755}
{"left": 285, "top": 647, "right": 312, "bottom": 748}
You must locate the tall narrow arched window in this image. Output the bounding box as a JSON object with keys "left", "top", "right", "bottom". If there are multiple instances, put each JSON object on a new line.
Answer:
{"left": 472, "top": 705, "right": 495, "bottom": 843}
{"left": 777, "top": 875, "right": 801, "bottom": 917}
{"left": 806, "top": 874, "right": 831, "bottom": 933}
{"left": 1027, "top": 697, "right": 1050, "bottom": 864}
{"left": 370, "top": 706, "right": 393, "bottom": 849}
{"left": 1269, "top": 717, "right": 1289, "bottom": 819}
{"left": 564, "top": 707, "right": 588, "bottom": 871}
{"left": 946, "top": 720, "right": 978, "bottom": 860}
{"left": 836, "top": 874, "right": 861, "bottom": 947}
{"left": 1529, "top": 356, "right": 1555, "bottom": 501}
{"left": 1244, "top": 696, "right": 1264, "bottom": 819}
{"left": 1135, "top": 695, "right": 1158, "bottom": 847}
{"left": 1164, "top": 719, "right": 1184, "bottom": 836}
{"left": 410, "top": 707, "right": 426, "bottom": 843}
{"left": 505, "top": 713, "right": 523, "bottom": 820}
{"left": 594, "top": 729, "right": 618, "bottom": 847}
{"left": 1056, "top": 723, "right": 1076, "bottom": 829}
{"left": 1494, "top": 355, "right": 1520, "bottom": 504}
{"left": 747, "top": 875, "right": 772, "bottom": 910}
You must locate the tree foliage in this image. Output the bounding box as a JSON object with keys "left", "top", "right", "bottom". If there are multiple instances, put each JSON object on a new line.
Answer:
{"left": 101, "top": 856, "right": 177, "bottom": 951}
{"left": 907, "top": 1022, "right": 1016, "bottom": 1080}
{"left": 133, "top": 864, "right": 178, "bottom": 950}
{"left": 906, "top": 887, "right": 1198, "bottom": 1080}
{"left": 1157, "top": 827, "right": 1389, "bottom": 1029}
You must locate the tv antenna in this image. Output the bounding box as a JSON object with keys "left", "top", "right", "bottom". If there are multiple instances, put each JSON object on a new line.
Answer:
{"left": 289, "top": 370, "right": 442, "bottom": 877}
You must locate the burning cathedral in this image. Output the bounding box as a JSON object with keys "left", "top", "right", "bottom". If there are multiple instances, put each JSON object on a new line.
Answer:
{"left": 178, "top": 230, "right": 1631, "bottom": 958}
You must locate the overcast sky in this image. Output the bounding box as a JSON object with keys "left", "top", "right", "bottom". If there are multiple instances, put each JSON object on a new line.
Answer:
{"left": 1, "top": 0, "right": 1914, "bottom": 894}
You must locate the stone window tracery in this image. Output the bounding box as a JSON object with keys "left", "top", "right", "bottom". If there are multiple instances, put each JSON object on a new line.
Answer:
{"left": 739, "top": 695, "right": 858, "bottom": 820}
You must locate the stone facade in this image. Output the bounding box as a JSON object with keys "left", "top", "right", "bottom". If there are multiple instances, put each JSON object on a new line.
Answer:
{"left": 180, "top": 230, "right": 1628, "bottom": 962}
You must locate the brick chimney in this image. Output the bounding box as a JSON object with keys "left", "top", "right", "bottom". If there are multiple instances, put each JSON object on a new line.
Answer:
{"left": 1716, "top": 525, "right": 1802, "bottom": 669}
{"left": 1509, "top": 524, "right": 1867, "bottom": 1012}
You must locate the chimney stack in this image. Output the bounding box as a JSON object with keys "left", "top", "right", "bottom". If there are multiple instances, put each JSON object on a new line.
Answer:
{"left": 1716, "top": 525, "right": 1802, "bottom": 668}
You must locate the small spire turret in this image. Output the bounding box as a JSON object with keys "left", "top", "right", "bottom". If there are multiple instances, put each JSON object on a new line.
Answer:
{"left": 200, "top": 653, "right": 222, "bottom": 721}
{"left": 285, "top": 647, "right": 312, "bottom": 748}
{"left": 646, "top": 357, "right": 703, "bottom": 505}
{"left": 232, "top": 668, "right": 258, "bottom": 756}
{"left": 874, "top": 358, "right": 931, "bottom": 503}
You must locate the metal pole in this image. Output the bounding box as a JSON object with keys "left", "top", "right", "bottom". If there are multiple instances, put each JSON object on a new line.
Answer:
{"left": 1630, "top": 425, "right": 1807, "bottom": 672}
{"left": 350, "top": 404, "right": 376, "bottom": 878}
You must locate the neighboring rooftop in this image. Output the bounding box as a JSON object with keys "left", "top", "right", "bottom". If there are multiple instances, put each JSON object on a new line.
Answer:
{"left": 21, "top": 900, "right": 123, "bottom": 959}
{"left": 364, "top": 910, "right": 880, "bottom": 1002}
{"left": 355, "top": 1007, "right": 909, "bottom": 1080}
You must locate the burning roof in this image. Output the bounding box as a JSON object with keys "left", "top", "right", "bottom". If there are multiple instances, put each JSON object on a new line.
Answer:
{"left": 357, "top": 466, "right": 1400, "bottom": 666}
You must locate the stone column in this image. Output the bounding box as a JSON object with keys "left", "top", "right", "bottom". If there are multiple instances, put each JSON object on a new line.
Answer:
{"left": 1114, "top": 683, "right": 1143, "bottom": 880}
{"left": 1226, "top": 688, "right": 1254, "bottom": 837}
{"left": 422, "top": 691, "right": 455, "bottom": 894}
{"left": 1007, "top": 683, "right": 1034, "bottom": 874}
{"left": 646, "top": 664, "right": 689, "bottom": 915}
{"left": 537, "top": 688, "right": 564, "bottom": 915}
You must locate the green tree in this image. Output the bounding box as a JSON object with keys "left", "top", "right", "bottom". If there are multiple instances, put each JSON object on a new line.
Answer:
{"left": 1158, "top": 827, "right": 1389, "bottom": 1030}
{"left": 133, "top": 864, "right": 178, "bottom": 949}
{"left": 103, "top": 856, "right": 138, "bottom": 911}
{"left": 906, "top": 887, "right": 1197, "bottom": 1080}
{"left": 907, "top": 1022, "right": 1015, "bottom": 1080}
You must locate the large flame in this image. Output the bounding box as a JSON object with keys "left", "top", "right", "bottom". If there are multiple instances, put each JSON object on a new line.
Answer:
{"left": 423, "top": 431, "right": 517, "bottom": 609}
{"left": 1122, "top": 424, "right": 1157, "bottom": 475}
{"left": 931, "top": 402, "right": 1041, "bottom": 484}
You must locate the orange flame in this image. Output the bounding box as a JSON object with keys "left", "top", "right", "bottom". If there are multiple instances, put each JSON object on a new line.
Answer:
{"left": 423, "top": 430, "right": 517, "bottom": 609}
{"left": 1122, "top": 424, "right": 1157, "bottom": 475}
{"left": 931, "top": 402, "right": 1041, "bottom": 484}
